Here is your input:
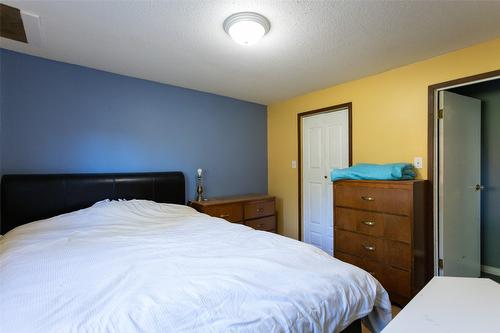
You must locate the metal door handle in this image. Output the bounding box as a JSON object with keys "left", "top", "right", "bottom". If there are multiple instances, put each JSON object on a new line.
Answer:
{"left": 362, "top": 221, "right": 376, "bottom": 226}
{"left": 361, "top": 196, "right": 375, "bottom": 201}
{"left": 362, "top": 244, "right": 376, "bottom": 251}
{"left": 474, "top": 184, "right": 485, "bottom": 191}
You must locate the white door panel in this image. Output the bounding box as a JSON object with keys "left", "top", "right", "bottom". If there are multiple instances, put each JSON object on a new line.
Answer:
{"left": 302, "top": 109, "right": 349, "bottom": 255}
{"left": 439, "top": 91, "right": 481, "bottom": 277}
{"left": 328, "top": 124, "right": 346, "bottom": 169}
{"left": 308, "top": 127, "right": 323, "bottom": 169}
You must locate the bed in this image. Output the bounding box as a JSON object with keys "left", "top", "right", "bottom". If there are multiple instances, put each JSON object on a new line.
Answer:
{"left": 0, "top": 172, "right": 391, "bottom": 333}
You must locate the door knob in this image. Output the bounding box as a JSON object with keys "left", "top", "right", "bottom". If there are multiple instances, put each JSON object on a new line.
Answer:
{"left": 474, "top": 184, "right": 485, "bottom": 191}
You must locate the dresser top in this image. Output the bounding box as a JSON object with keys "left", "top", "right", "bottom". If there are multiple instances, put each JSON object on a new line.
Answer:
{"left": 333, "top": 179, "right": 427, "bottom": 189}
{"left": 333, "top": 179, "right": 426, "bottom": 184}
{"left": 190, "top": 194, "right": 274, "bottom": 207}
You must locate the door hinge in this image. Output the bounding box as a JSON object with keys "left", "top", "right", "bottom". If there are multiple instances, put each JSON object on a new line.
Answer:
{"left": 438, "top": 109, "right": 444, "bottom": 119}
{"left": 438, "top": 258, "right": 444, "bottom": 269}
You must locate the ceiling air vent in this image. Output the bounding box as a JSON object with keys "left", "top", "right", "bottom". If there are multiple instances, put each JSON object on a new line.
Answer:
{"left": 0, "top": 3, "right": 27, "bottom": 43}
{"left": 1, "top": 3, "right": 42, "bottom": 47}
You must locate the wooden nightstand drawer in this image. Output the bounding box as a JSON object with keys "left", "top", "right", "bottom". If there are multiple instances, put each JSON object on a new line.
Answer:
{"left": 203, "top": 203, "right": 243, "bottom": 223}
{"left": 244, "top": 200, "right": 275, "bottom": 219}
{"left": 190, "top": 195, "right": 277, "bottom": 234}
{"left": 245, "top": 216, "right": 276, "bottom": 231}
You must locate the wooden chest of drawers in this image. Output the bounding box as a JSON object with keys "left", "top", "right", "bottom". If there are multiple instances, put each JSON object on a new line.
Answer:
{"left": 190, "top": 195, "right": 277, "bottom": 233}
{"left": 333, "top": 180, "right": 431, "bottom": 306}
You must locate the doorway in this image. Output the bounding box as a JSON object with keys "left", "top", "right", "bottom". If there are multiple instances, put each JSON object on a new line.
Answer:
{"left": 298, "top": 103, "right": 352, "bottom": 255}
{"left": 430, "top": 73, "right": 500, "bottom": 280}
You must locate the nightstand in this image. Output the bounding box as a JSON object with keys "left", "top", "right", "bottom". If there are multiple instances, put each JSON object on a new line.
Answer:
{"left": 190, "top": 195, "right": 277, "bottom": 233}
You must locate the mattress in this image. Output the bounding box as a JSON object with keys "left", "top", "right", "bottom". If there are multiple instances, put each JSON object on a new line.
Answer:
{"left": 0, "top": 199, "right": 391, "bottom": 332}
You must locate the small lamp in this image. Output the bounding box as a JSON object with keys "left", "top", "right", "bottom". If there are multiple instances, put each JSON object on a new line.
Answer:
{"left": 195, "top": 168, "right": 205, "bottom": 201}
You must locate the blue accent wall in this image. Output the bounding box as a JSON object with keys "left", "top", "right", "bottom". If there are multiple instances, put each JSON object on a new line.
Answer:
{"left": 0, "top": 49, "right": 268, "bottom": 201}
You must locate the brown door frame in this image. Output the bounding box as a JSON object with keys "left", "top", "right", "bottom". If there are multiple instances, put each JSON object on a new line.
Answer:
{"left": 297, "top": 102, "right": 353, "bottom": 241}
{"left": 427, "top": 69, "right": 500, "bottom": 272}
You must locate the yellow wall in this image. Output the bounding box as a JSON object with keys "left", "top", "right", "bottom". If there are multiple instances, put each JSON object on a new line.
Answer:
{"left": 268, "top": 37, "right": 500, "bottom": 239}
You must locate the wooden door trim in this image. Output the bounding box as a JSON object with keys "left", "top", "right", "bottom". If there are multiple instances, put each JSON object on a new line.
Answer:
{"left": 427, "top": 69, "right": 500, "bottom": 273}
{"left": 297, "top": 102, "right": 352, "bottom": 241}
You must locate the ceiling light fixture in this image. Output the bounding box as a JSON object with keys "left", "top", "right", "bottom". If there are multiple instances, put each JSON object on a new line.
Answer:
{"left": 223, "top": 12, "right": 270, "bottom": 46}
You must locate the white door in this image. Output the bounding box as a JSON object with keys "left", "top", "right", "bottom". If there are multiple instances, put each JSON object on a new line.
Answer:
{"left": 438, "top": 91, "right": 481, "bottom": 277}
{"left": 302, "top": 109, "right": 349, "bottom": 255}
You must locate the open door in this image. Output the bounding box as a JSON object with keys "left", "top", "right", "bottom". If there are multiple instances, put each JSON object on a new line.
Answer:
{"left": 438, "top": 91, "right": 481, "bottom": 277}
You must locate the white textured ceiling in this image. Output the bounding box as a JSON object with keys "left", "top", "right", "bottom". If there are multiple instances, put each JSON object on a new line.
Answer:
{"left": 2, "top": 0, "right": 500, "bottom": 104}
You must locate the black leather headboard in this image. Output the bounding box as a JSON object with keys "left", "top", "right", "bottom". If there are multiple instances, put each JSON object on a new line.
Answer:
{"left": 1, "top": 172, "right": 185, "bottom": 234}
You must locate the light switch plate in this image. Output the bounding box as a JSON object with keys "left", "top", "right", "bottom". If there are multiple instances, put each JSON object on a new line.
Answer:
{"left": 414, "top": 157, "right": 423, "bottom": 169}
{"left": 291, "top": 160, "right": 297, "bottom": 169}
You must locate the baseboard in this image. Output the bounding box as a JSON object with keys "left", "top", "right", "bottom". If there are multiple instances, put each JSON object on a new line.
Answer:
{"left": 481, "top": 265, "right": 500, "bottom": 277}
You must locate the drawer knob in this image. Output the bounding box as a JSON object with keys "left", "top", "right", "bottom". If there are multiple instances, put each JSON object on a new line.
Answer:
{"left": 257, "top": 208, "right": 264, "bottom": 213}
{"left": 361, "top": 196, "right": 375, "bottom": 201}
{"left": 362, "top": 244, "right": 376, "bottom": 251}
{"left": 362, "top": 221, "right": 376, "bottom": 226}
{"left": 219, "top": 214, "right": 230, "bottom": 218}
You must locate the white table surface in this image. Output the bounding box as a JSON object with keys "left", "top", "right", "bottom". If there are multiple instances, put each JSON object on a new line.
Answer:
{"left": 381, "top": 276, "right": 500, "bottom": 333}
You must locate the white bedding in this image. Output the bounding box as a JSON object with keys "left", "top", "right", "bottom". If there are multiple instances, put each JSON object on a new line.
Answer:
{"left": 0, "top": 200, "right": 391, "bottom": 333}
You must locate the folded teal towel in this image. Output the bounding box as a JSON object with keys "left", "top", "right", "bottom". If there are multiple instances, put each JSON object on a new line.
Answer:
{"left": 331, "top": 163, "right": 416, "bottom": 182}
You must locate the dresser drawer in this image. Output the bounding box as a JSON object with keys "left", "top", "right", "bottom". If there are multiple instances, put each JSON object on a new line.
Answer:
{"left": 382, "top": 266, "right": 411, "bottom": 298}
{"left": 335, "top": 230, "right": 411, "bottom": 270}
{"left": 245, "top": 216, "right": 276, "bottom": 231}
{"left": 384, "top": 240, "right": 411, "bottom": 270}
{"left": 335, "top": 230, "right": 384, "bottom": 262}
{"left": 333, "top": 180, "right": 429, "bottom": 305}
{"left": 203, "top": 203, "right": 243, "bottom": 223}
{"left": 244, "top": 200, "right": 275, "bottom": 219}
{"left": 335, "top": 207, "right": 411, "bottom": 243}
{"left": 336, "top": 252, "right": 411, "bottom": 299}
{"left": 334, "top": 185, "right": 411, "bottom": 216}
{"left": 335, "top": 252, "right": 383, "bottom": 280}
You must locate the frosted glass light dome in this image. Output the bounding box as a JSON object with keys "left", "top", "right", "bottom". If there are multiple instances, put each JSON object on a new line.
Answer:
{"left": 223, "top": 12, "right": 270, "bottom": 45}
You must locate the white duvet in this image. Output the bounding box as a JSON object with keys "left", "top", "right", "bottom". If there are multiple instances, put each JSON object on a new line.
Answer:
{"left": 0, "top": 200, "right": 391, "bottom": 333}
